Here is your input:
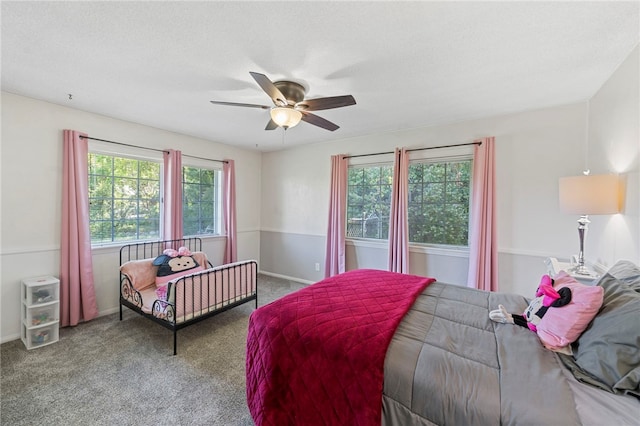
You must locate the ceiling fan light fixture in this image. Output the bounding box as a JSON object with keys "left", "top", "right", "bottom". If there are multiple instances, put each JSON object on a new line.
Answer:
{"left": 211, "top": 72, "right": 354, "bottom": 131}
{"left": 270, "top": 106, "right": 302, "bottom": 129}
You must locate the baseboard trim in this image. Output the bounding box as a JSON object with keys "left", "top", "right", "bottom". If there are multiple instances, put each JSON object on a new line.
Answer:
{"left": 1, "top": 333, "right": 20, "bottom": 344}
{"left": 259, "top": 270, "right": 314, "bottom": 285}
{"left": 1, "top": 306, "right": 122, "bottom": 345}
{"left": 99, "top": 307, "right": 121, "bottom": 317}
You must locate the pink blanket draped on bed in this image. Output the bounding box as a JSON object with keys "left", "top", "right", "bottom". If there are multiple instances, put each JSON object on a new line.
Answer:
{"left": 246, "top": 269, "right": 435, "bottom": 426}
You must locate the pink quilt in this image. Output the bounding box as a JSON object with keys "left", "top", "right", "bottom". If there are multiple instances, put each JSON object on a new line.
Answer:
{"left": 246, "top": 269, "right": 434, "bottom": 425}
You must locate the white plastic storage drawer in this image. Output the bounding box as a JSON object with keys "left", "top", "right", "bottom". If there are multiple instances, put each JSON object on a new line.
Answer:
{"left": 22, "top": 323, "right": 59, "bottom": 349}
{"left": 21, "top": 275, "right": 61, "bottom": 349}
{"left": 24, "top": 303, "right": 59, "bottom": 326}
{"left": 22, "top": 276, "right": 59, "bottom": 305}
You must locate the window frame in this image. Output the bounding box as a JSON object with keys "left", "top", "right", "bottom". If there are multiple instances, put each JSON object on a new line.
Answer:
{"left": 88, "top": 142, "right": 163, "bottom": 247}
{"left": 88, "top": 142, "right": 224, "bottom": 247}
{"left": 406, "top": 154, "right": 473, "bottom": 248}
{"left": 345, "top": 145, "right": 473, "bottom": 250}
{"left": 181, "top": 157, "right": 223, "bottom": 238}
{"left": 346, "top": 162, "right": 394, "bottom": 240}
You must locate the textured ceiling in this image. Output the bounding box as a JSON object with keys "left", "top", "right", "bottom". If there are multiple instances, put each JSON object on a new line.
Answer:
{"left": 2, "top": 1, "right": 638, "bottom": 151}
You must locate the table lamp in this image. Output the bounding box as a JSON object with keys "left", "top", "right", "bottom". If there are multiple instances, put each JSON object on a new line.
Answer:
{"left": 558, "top": 173, "right": 621, "bottom": 276}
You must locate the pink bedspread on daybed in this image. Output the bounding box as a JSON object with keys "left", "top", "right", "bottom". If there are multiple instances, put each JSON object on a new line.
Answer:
{"left": 246, "top": 269, "right": 434, "bottom": 426}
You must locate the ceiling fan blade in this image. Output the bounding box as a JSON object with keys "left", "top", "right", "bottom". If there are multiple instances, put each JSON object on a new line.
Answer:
{"left": 300, "top": 111, "right": 340, "bottom": 131}
{"left": 210, "top": 100, "right": 270, "bottom": 109}
{"left": 265, "top": 119, "right": 279, "bottom": 130}
{"left": 249, "top": 72, "right": 287, "bottom": 106}
{"left": 296, "top": 95, "right": 356, "bottom": 111}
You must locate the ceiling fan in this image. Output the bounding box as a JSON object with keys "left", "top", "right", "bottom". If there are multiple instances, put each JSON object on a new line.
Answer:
{"left": 210, "top": 72, "right": 356, "bottom": 131}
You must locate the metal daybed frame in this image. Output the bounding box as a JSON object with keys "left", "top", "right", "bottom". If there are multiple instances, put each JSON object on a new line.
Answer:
{"left": 119, "top": 237, "right": 258, "bottom": 355}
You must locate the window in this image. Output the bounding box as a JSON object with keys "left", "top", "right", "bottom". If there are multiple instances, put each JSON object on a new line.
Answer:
{"left": 89, "top": 153, "right": 161, "bottom": 243}
{"left": 346, "top": 158, "right": 472, "bottom": 247}
{"left": 347, "top": 165, "right": 393, "bottom": 239}
{"left": 182, "top": 166, "right": 221, "bottom": 236}
{"left": 407, "top": 160, "right": 471, "bottom": 246}
{"left": 88, "top": 148, "right": 223, "bottom": 244}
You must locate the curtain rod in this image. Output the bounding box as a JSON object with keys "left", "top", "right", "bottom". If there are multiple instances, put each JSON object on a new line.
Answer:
{"left": 79, "top": 135, "right": 228, "bottom": 163}
{"left": 344, "top": 141, "right": 481, "bottom": 159}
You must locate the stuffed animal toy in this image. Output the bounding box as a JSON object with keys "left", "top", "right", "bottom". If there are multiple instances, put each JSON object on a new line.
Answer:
{"left": 152, "top": 246, "right": 200, "bottom": 279}
{"left": 489, "top": 275, "right": 572, "bottom": 332}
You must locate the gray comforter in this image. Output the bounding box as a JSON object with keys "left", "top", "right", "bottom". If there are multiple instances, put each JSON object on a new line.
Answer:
{"left": 382, "top": 282, "right": 582, "bottom": 426}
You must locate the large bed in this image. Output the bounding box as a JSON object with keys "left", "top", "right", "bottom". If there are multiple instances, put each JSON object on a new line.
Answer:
{"left": 246, "top": 261, "right": 639, "bottom": 425}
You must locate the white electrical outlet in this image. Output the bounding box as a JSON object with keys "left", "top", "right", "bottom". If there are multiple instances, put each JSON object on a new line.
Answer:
{"left": 315, "top": 263, "right": 320, "bottom": 271}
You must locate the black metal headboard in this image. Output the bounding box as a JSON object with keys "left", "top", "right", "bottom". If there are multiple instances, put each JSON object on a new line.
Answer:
{"left": 119, "top": 237, "right": 203, "bottom": 265}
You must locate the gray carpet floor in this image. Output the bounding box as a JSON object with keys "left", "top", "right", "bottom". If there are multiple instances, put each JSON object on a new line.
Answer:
{"left": 1, "top": 274, "right": 305, "bottom": 426}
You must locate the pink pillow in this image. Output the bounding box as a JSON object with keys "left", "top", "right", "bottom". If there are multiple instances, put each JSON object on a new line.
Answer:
{"left": 120, "top": 258, "right": 157, "bottom": 291}
{"left": 535, "top": 271, "right": 603, "bottom": 350}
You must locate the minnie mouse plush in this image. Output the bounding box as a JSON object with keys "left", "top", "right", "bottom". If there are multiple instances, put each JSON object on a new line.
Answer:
{"left": 152, "top": 246, "right": 202, "bottom": 284}
{"left": 490, "top": 275, "right": 572, "bottom": 331}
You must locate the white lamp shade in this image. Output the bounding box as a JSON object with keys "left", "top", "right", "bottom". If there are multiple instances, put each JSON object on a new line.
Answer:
{"left": 270, "top": 107, "right": 302, "bottom": 128}
{"left": 559, "top": 174, "right": 621, "bottom": 215}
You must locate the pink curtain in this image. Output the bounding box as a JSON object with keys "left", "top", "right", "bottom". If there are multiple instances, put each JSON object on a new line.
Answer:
{"left": 388, "top": 147, "right": 410, "bottom": 273}
{"left": 60, "top": 130, "right": 99, "bottom": 327}
{"left": 163, "top": 149, "right": 183, "bottom": 242}
{"left": 324, "top": 154, "right": 348, "bottom": 278}
{"left": 467, "top": 137, "right": 498, "bottom": 291}
{"left": 223, "top": 159, "right": 237, "bottom": 264}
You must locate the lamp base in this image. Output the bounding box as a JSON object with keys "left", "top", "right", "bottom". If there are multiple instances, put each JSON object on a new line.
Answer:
{"left": 574, "top": 214, "right": 591, "bottom": 277}
{"left": 569, "top": 264, "right": 597, "bottom": 277}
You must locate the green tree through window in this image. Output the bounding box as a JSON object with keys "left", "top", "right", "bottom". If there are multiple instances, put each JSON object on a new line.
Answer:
{"left": 89, "top": 154, "right": 161, "bottom": 243}
{"left": 346, "top": 159, "right": 471, "bottom": 246}
{"left": 183, "top": 166, "right": 220, "bottom": 236}
{"left": 407, "top": 160, "right": 471, "bottom": 246}
{"left": 347, "top": 166, "right": 393, "bottom": 239}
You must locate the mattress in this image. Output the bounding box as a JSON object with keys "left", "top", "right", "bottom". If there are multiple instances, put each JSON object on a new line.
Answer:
{"left": 382, "top": 281, "right": 639, "bottom": 425}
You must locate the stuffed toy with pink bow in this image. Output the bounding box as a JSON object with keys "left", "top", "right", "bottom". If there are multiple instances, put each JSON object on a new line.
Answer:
{"left": 489, "top": 275, "right": 572, "bottom": 331}
{"left": 152, "top": 246, "right": 200, "bottom": 278}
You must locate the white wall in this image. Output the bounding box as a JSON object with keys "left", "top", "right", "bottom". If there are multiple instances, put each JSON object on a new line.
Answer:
{"left": 588, "top": 45, "right": 639, "bottom": 266}
{"left": 260, "top": 103, "right": 584, "bottom": 292}
{"left": 0, "top": 92, "right": 262, "bottom": 342}
{"left": 260, "top": 45, "right": 639, "bottom": 295}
